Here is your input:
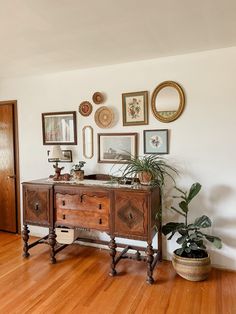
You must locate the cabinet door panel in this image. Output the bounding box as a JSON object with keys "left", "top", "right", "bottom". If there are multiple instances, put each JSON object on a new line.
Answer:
{"left": 23, "top": 185, "right": 52, "bottom": 227}
{"left": 114, "top": 191, "right": 148, "bottom": 238}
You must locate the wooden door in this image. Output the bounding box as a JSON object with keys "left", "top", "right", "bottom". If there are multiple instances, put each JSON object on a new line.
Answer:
{"left": 0, "top": 101, "right": 20, "bottom": 233}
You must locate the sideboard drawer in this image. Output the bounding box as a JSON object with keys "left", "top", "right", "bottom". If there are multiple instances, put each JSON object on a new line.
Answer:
{"left": 56, "top": 208, "right": 109, "bottom": 231}
{"left": 55, "top": 190, "right": 110, "bottom": 213}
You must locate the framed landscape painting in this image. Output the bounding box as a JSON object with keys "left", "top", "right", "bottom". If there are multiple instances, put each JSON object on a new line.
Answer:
{"left": 143, "top": 129, "right": 168, "bottom": 154}
{"left": 98, "top": 133, "right": 137, "bottom": 163}
{"left": 42, "top": 111, "right": 77, "bottom": 145}
{"left": 122, "top": 91, "right": 148, "bottom": 126}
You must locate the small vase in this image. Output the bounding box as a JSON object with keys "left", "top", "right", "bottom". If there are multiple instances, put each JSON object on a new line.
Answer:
{"left": 73, "top": 170, "right": 84, "bottom": 181}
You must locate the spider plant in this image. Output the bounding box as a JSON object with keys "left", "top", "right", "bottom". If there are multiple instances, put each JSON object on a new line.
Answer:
{"left": 120, "top": 154, "right": 178, "bottom": 187}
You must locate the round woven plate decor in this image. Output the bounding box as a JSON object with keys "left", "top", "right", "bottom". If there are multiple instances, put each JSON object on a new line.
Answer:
{"left": 94, "top": 106, "right": 114, "bottom": 128}
{"left": 79, "top": 101, "right": 93, "bottom": 116}
{"left": 92, "top": 92, "right": 104, "bottom": 104}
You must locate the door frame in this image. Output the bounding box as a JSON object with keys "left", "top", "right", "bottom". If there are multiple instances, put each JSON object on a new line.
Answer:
{"left": 0, "top": 100, "right": 21, "bottom": 233}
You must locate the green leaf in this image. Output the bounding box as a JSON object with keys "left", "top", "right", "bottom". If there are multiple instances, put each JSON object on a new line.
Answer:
{"left": 179, "top": 201, "right": 188, "bottom": 213}
{"left": 176, "top": 235, "right": 188, "bottom": 244}
{"left": 162, "top": 222, "right": 184, "bottom": 236}
{"left": 194, "top": 215, "right": 212, "bottom": 228}
{"left": 175, "top": 248, "right": 184, "bottom": 256}
{"left": 205, "top": 235, "right": 222, "bottom": 249}
{"left": 189, "top": 243, "right": 199, "bottom": 250}
{"left": 187, "top": 182, "right": 201, "bottom": 203}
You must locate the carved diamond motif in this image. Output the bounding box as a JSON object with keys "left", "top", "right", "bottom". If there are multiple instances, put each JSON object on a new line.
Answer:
{"left": 117, "top": 201, "right": 143, "bottom": 229}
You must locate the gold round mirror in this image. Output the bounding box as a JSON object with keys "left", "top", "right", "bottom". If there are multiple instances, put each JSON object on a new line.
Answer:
{"left": 151, "top": 81, "right": 185, "bottom": 123}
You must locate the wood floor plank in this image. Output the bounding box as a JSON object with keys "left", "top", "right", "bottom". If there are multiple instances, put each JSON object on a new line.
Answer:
{"left": 0, "top": 232, "right": 235, "bottom": 314}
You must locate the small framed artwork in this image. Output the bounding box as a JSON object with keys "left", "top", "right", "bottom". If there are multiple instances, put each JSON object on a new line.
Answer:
{"left": 122, "top": 91, "right": 148, "bottom": 126}
{"left": 47, "top": 150, "right": 73, "bottom": 162}
{"left": 42, "top": 111, "right": 77, "bottom": 145}
{"left": 143, "top": 129, "right": 169, "bottom": 154}
{"left": 98, "top": 133, "right": 137, "bottom": 163}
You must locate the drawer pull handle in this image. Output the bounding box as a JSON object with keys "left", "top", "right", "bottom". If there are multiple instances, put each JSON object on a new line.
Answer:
{"left": 34, "top": 203, "right": 39, "bottom": 211}
{"left": 62, "top": 200, "right": 65, "bottom": 206}
{"left": 62, "top": 214, "right": 66, "bottom": 220}
{"left": 99, "top": 218, "right": 102, "bottom": 224}
{"left": 98, "top": 204, "right": 102, "bottom": 210}
{"left": 80, "top": 195, "right": 84, "bottom": 203}
{"left": 129, "top": 213, "right": 133, "bottom": 220}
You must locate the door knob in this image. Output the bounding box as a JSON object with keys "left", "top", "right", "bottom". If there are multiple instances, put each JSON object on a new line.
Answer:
{"left": 7, "top": 175, "right": 16, "bottom": 179}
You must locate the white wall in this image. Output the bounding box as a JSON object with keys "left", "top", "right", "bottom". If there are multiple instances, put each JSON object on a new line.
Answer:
{"left": 1, "top": 47, "right": 236, "bottom": 270}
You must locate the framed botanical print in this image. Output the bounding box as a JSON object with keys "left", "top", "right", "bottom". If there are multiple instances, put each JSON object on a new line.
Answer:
{"left": 122, "top": 91, "right": 148, "bottom": 126}
{"left": 143, "top": 129, "right": 168, "bottom": 154}
{"left": 98, "top": 133, "right": 137, "bottom": 163}
{"left": 42, "top": 111, "right": 77, "bottom": 145}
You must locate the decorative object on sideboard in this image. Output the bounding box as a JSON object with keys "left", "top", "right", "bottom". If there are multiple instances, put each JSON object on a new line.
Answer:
{"left": 48, "top": 146, "right": 72, "bottom": 181}
{"left": 162, "top": 183, "right": 222, "bottom": 281}
{"left": 94, "top": 106, "right": 114, "bottom": 128}
{"left": 42, "top": 111, "right": 77, "bottom": 145}
{"left": 98, "top": 133, "right": 137, "bottom": 164}
{"left": 79, "top": 101, "right": 93, "bottom": 116}
{"left": 120, "top": 154, "right": 177, "bottom": 186}
{"left": 48, "top": 149, "right": 73, "bottom": 163}
{"left": 143, "top": 129, "right": 168, "bottom": 154}
{"left": 151, "top": 81, "right": 185, "bottom": 123}
{"left": 122, "top": 91, "right": 148, "bottom": 126}
{"left": 92, "top": 92, "right": 104, "bottom": 104}
{"left": 82, "top": 126, "right": 94, "bottom": 159}
{"left": 70, "top": 161, "right": 86, "bottom": 181}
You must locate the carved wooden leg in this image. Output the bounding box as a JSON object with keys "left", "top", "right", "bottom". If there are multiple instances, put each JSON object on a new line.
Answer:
{"left": 48, "top": 228, "right": 57, "bottom": 264}
{"left": 109, "top": 236, "right": 117, "bottom": 276}
{"left": 146, "top": 242, "right": 154, "bottom": 284}
{"left": 22, "top": 224, "right": 30, "bottom": 258}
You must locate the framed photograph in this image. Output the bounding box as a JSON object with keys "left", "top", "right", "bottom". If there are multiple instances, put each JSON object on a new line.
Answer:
{"left": 98, "top": 133, "right": 137, "bottom": 163}
{"left": 47, "top": 150, "right": 73, "bottom": 163}
{"left": 42, "top": 111, "right": 77, "bottom": 145}
{"left": 143, "top": 129, "right": 168, "bottom": 154}
{"left": 122, "top": 91, "right": 148, "bottom": 126}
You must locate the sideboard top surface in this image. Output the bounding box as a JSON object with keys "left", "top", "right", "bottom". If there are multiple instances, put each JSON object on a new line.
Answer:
{"left": 22, "top": 177, "right": 159, "bottom": 193}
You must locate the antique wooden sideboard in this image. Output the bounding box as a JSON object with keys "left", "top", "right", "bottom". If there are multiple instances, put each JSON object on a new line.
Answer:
{"left": 22, "top": 177, "right": 162, "bottom": 284}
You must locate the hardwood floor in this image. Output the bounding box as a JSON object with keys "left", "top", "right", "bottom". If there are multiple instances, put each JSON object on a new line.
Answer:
{"left": 0, "top": 232, "right": 235, "bottom": 314}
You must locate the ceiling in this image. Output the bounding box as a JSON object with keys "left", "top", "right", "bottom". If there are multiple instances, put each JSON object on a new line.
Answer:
{"left": 1, "top": 0, "right": 236, "bottom": 78}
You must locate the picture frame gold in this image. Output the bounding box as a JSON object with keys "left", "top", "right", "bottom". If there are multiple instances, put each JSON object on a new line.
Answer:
{"left": 122, "top": 91, "right": 148, "bottom": 126}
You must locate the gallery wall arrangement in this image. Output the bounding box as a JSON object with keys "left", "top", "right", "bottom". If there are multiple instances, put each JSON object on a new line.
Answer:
{"left": 41, "top": 82, "right": 185, "bottom": 175}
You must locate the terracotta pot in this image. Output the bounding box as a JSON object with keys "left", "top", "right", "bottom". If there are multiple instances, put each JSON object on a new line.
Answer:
{"left": 172, "top": 251, "right": 211, "bottom": 281}
{"left": 138, "top": 171, "right": 153, "bottom": 185}
{"left": 73, "top": 170, "right": 84, "bottom": 181}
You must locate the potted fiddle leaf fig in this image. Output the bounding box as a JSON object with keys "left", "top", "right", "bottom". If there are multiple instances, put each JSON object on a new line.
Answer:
{"left": 162, "top": 182, "right": 222, "bottom": 281}
{"left": 71, "top": 161, "right": 86, "bottom": 181}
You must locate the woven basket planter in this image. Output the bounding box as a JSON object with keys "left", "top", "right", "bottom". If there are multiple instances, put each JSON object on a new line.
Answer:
{"left": 172, "top": 251, "right": 211, "bottom": 281}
